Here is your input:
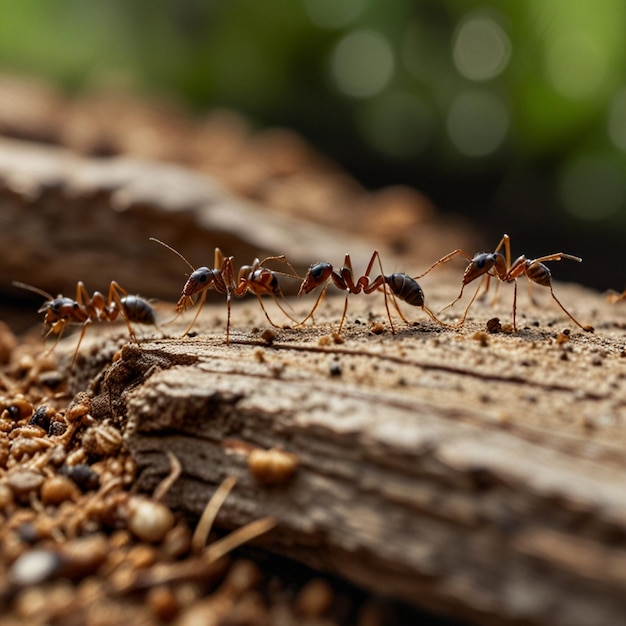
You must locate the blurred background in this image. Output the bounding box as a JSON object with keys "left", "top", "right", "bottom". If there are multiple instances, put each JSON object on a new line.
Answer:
{"left": 0, "top": 0, "right": 624, "bottom": 291}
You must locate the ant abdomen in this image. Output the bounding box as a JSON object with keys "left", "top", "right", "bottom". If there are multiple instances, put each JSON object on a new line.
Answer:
{"left": 121, "top": 296, "right": 157, "bottom": 325}
{"left": 386, "top": 274, "right": 425, "bottom": 307}
{"left": 524, "top": 261, "right": 551, "bottom": 287}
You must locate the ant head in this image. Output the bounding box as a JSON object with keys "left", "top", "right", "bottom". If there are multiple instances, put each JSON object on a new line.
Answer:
{"left": 183, "top": 267, "right": 216, "bottom": 296}
{"left": 464, "top": 252, "right": 506, "bottom": 283}
{"left": 39, "top": 297, "right": 78, "bottom": 322}
{"left": 298, "top": 263, "right": 333, "bottom": 296}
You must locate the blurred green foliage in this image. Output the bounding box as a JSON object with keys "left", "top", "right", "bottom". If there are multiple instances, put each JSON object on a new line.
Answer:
{"left": 0, "top": 0, "right": 625, "bottom": 286}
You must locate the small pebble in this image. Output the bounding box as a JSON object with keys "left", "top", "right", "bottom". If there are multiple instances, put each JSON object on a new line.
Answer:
{"left": 7, "top": 469, "right": 45, "bottom": 498}
{"left": 329, "top": 361, "right": 342, "bottom": 377}
{"left": 10, "top": 549, "right": 61, "bottom": 586}
{"left": 296, "top": 578, "right": 334, "bottom": 617}
{"left": 248, "top": 448, "right": 299, "bottom": 485}
{"left": 126, "top": 496, "right": 175, "bottom": 543}
{"left": 41, "top": 475, "right": 80, "bottom": 505}
{"left": 59, "top": 464, "right": 100, "bottom": 492}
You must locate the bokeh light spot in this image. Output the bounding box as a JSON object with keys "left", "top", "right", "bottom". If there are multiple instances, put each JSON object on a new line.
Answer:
{"left": 330, "top": 30, "right": 394, "bottom": 98}
{"left": 304, "top": 0, "right": 365, "bottom": 29}
{"left": 544, "top": 31, "right": 606, "bottom": 100}
{"left": 452, "top": 13, "right": 511, "bottom": 81}
{"left": 446, "top": 91, "right": 509, "bottom": 157}
{"left": 607, "top": 87, "right": 626, "bottom": 152}
{"left": 356, "top": 93, "right": 435, "bottom": 158}
{"left": 559, "top": 155, "right": 626, "bottom": 220}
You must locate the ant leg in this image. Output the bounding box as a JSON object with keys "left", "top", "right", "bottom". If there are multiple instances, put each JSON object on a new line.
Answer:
{"left": 162, "top": 306, "right": 186, "bottom": 327}
{"left": 225, "top": 290, "right": 232, "bottom": 345}
{"left": 182, "top": 291, "right": 208, "bottom": 337}
{"left": 368, "top": 281, "right": 397, "bottom": 333}
{"left": 334, "top": 253, "right": 366, "bottom": 334}
{"left": 381, "top": 284, "right": 395, "bottom": 334}
{"left": 547, "top": 284, "right": 593, "bottom": 331}
{"left": 296, "top": 284, "right": 329, "bottom": 327}
{"left": 268, "top": 295, "right": 300, "bottom": 324}
{"left": 373, "top": 253, "right": 395, "bottom": 334}
{"left": 107, "top": 281, "right": 138, "bottom": 343}
{"left": 532, "top": 252, "right": 582, "bottom": 265}
{"left": 214, "top": 248, "right": 225, "bottom": 270}
{"left": 512, "top": 279, "right": 518, "bottom": 331}
{"left": 359, "top": 252, "right": 394, "bottom": 333}
{"left": 493, "top": 234, "right": 511, "bottom": 267}
{"left": 337, "top": 292, "right": 351, "bottom": 334}
{"left": 258, "top": 255, "right": 302, "bottom": 280}
{"left": 456, "top": 281, "right": 484, "bottom": 327}
{"left": 42, "top": 320, "right": 68, "bottom": 359}
{"left": 527, "top": 277, "right": 539, "bottom": 307}
{"left": 421, "top": 305, "right": 456, "bottom": 328}
{"left": 476, "top": 275, "right": 491, "bottom": 303}
{"left": 351, "top": 251, "right": 399, "bottom": 333}
{"left": 414, "top": 249, "right": 473, "bottom": 279}
{"left": 74, "top": 281, "right": 92, "bottom": 307}
{"left": 380, "top": 288, "right": 405, "bottom": 333}
{"left": 438, "top": 283, "right": 468, "bottom": 314}
{"left": 221, "top": 254, "right": 236, "bottom": 290}
{"left": 71, "top": 320, "right": 92, "bottom": 369}
{"left": 254, "top": 293, "right": 291, "bottom": 329}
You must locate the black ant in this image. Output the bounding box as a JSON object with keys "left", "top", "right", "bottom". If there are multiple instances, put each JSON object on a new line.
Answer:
{"left": 13, "top": 280, "right": 157, "bottom": 367}
{"left": 150, "top": 238, "right": 300, "bottom": 343}
{"left": 297, "top": 251, "right": 449, "bottom": 333}
{"left": 420, "top": 234, "right": 593, "bottom": 332}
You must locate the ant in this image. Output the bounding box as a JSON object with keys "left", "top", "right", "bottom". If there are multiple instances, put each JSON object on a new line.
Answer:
{"left": 419, "top": 234, "right": 593, "bottom": 332}
{"left": 297, "top": 251, "right": 450, "bottom": 334}
{"left": 607, "top": 290, "right": 626, "bottom": 304}
{"left": 13, "top": 280, "right": 157, "bottom": 367}
{"left": 150, "top": 238, "right": 300, "bottom": 343}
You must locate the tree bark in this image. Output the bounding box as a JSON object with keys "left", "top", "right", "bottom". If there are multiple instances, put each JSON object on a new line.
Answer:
{"left": 60, "top": 278, "right": 626, "bottom": 626}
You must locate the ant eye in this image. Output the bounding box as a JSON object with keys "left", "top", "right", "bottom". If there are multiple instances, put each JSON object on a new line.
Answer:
{"left": 475, "top": 253, "right": 495, "bottom": 269}
{"left": 192, "top": 268, "right": 210, "bottom": 283}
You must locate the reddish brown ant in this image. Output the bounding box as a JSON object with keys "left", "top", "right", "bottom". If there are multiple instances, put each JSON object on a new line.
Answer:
{"left": 13, "top": 280, "right": 157, "bottom": 367}
{"left": 607, "top": 290, "right": 626, "bottom": 304}
{"left": 419, "top": 234, "right": 593, "bottom": 332}
{"left": 150, "top": 238, "right": 300, "bottom": 343}
{"left": 297, "top": 251, "right": 450, "bottom": 333}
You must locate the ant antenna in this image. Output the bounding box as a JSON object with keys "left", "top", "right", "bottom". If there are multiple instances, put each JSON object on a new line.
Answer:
{"left": 150, "top": 237, "right": 195, "bottom": 272}
{"left": 13, "top": 281, "right": 54, "bottom": 301}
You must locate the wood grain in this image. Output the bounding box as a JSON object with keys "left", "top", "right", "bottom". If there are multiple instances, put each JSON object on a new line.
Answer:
{"left": 53, "top": 275, "right": 626, "bottom": 626}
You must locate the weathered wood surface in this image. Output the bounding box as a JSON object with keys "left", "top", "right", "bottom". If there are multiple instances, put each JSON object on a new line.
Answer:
{"left": 0, "top": 138, "right": 388, "bottom": 303}
{"left": 54, "top": 275, "right": 626, "bottom": 626}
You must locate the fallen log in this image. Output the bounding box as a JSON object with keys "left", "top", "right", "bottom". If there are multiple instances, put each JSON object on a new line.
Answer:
{"left": 53, "top": 277, "right": 626, "bottom": 626}
{"left": 0, "top": 138, "right": 387, "bottom": 306}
